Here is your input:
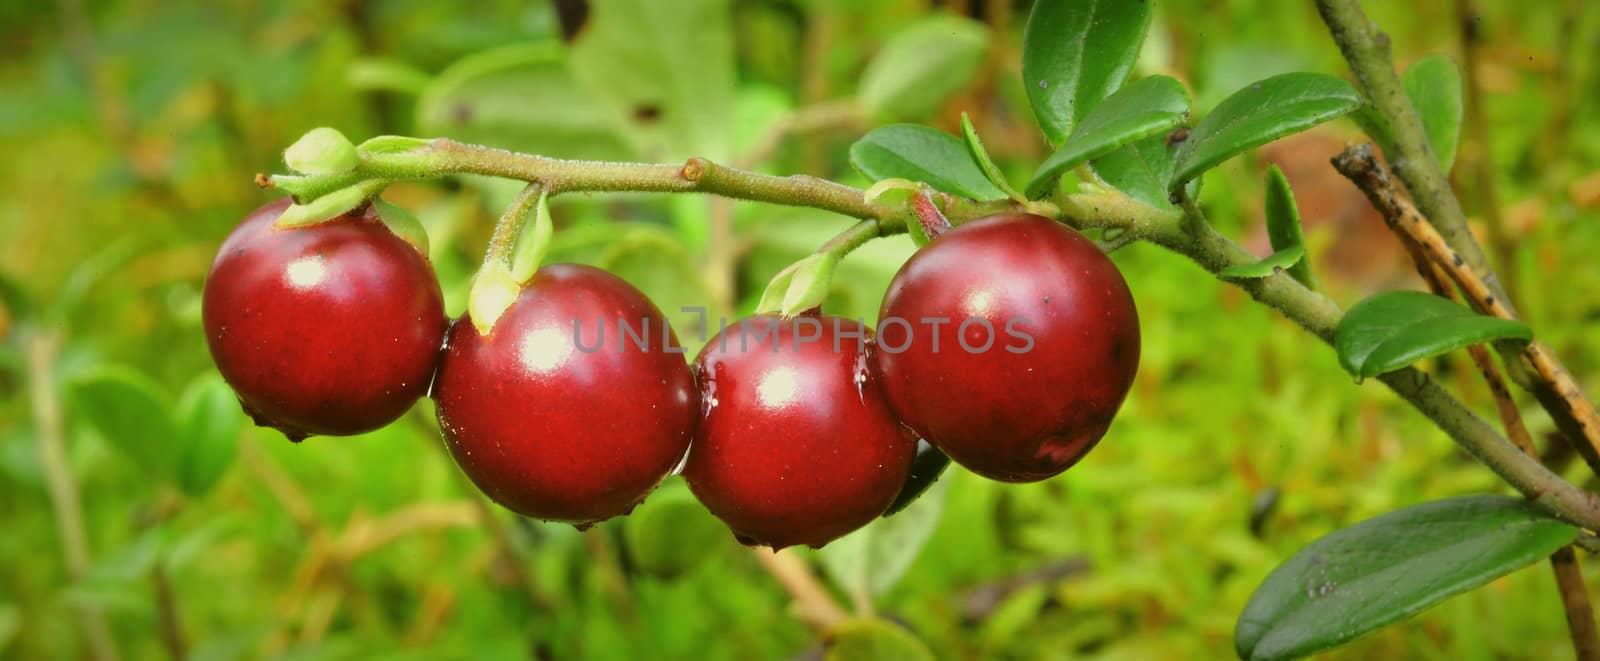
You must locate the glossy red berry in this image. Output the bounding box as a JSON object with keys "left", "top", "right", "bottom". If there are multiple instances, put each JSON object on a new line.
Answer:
{"left": 203, "top": 198, "right": 447, "bottom": 440}
{"left": 684, "top": 314, "right": 917, "bottom": 549}
{"left": 433, "top": 264, "right": 696, "bottom": 525}
{"left": 875, "top": 213, "right": 1139, "bottom": 482}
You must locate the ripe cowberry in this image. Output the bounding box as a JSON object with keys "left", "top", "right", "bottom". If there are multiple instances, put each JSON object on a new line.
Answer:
{"left": 684, "top": 314, "right": 916, "bottom": 549}
{"left": 875, "top": 213, "right": 1139, "bottom": 482}
{"left": 432, "top": 264, "right": 696, "bottom": 525}
{"left": 203, "top": 199, "right": 447, "bottom": 440}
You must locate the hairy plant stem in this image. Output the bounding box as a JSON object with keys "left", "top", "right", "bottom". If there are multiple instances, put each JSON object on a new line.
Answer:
{"left": 265, "top": 139, "right": 1029, "bottom": 226}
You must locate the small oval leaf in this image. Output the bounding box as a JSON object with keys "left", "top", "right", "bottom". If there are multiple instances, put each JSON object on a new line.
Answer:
{"left": 849, "top": 125, "right": 1008, "bottom": 200}
{"left": 68, "top": 366, "right": 181, "bottom": 481}
{"left": 1335, "top": 290, "right": 1531, "bottom": 378}
{"left": 960, "top": 113, "right": 1023, "bottom": 202}
{"left": 1218, "top": 245, "right": 1305, "bottom": 280}
{"left": 1401, "top": 55, "right": 1463, "bottom": 172}
{"left": 1022, "top": 0, "right": 1153, "bottom": 144}
{"left": 1172, "top": 72, "right": 1362, "bottom": 193}
{"left": 1263, "top": 165, "right": 1317, "bottom": 289}
{"left": 174, "top": 373, "right": 244, "bottom": 496}
{"left": 859, "top": 15, "right": 990, "bottom": 120}
{"left": 1236, "top": 495, "right": 1575, "bottom": 661}
{"left": 1026, "top": 75, "right": 1189, "bottom": 199}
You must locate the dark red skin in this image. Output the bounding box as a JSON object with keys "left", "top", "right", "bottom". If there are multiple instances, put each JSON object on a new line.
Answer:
{"left": 203, "top": 198, "right": 447, "bottom": 440}
{"left": 875, "top": 213, "right": 1139, "bottom": 482}
{"left": 433, "top": 264, "right": 696, "bottom": 525}
{"left": 683, "top": 314, "right": 917, "bottom": 549}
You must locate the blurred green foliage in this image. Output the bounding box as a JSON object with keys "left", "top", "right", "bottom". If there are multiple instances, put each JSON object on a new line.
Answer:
{"left": 2, "top": 0, "right": 1599, "bottom": 659}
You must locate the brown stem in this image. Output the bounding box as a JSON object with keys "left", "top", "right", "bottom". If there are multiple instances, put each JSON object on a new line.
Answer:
{"left": 1331, "top": 144, "right": 1600, "bottom": 476}
{"left": 752, "top": 549, "right": 849, "bottom": 631}
{"left": 26, "top": 331, "right": 121, "bottom": 661}
{"left": 1553, "top": 546, "right": 1600, "bottom": 661}
{"left": 152, "top": 564, "right": 187, "bottom": 661}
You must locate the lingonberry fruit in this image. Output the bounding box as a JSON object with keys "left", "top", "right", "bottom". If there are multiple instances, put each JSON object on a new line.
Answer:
{"left": 875, "top": 213, "right": 1139, "bottom": 482}
{"left": 432, "top": 264, "right": 696, "bottom": 525}
{"left": 203, "top": 198, "right": 447, "bottom": 440}
{"left": 684, "top": 314, "right": 916, "bottom": 549}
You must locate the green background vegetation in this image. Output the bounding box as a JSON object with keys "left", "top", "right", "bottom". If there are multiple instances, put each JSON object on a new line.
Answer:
{"left": 3, "top": 0, "right": 1599, "bottom": 658}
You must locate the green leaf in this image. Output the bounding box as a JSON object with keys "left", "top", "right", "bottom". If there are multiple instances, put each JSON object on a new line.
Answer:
{"left": 568, "top": 0, "right": 736, "bottom": 158}
{"left": 1335, "top": 290, "right": 1532, "bottom": 378}
{"left": 1402, "top": 55, "right": 1463, "bottom": 172}
{"left": 173, "top": 373, "right": 243, "bottom": 496}
{"left": 960, "top": 113, "right": 1022, "bottom": 202}
{"left": 1263, "top": 165, "right": 1317, "bottom": 288}
{"left": 1026, "top": 75, "right": 1189, "bottom": 199}
{"left": 1022, "top": 0, "right": 1153, "bottom": 143}
{"left": 820, "top": 478, "right": 948, "bottom": 597}
{"left": 372, "top": 197, "right": 430, "bottom": 255}
{"left": 1219, "top": 246, "right": 1305, "bottom": 280}
{"left": 1171, "top": 72, "right": 1363, "bottom": 194}
{"left": 755, "top": 253, "right": 839, "bottom": 318}
{"left": 1088, "top": 133, "right": 1193, "bottom": 210}
{"left": 859, "top": 15, "right": 989, "bottom": 120}
{"left": 67, "top": 365, "right": 180, "bottom": 482}
{"left": 417, "top": 43, "right": 635, "bottom": 160}
{"left": 824, "top": 619, "right": 935, "bottom": 661}
{"left": 622, "top": 478, "right": 727, "bottom": 579}
{"left": 1236, "top": 495, "right": 1576, "bottom": 661}
{"left": 849, "top": 125, "right": 1008, "bottom": 200}
{"left": 507, "top": 188, "right": 553, "bottom": 285}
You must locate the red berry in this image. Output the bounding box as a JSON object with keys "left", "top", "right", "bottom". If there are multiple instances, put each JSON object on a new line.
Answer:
{"left": 203, "top": 199, "right": 447, "bottom": 440}
{"left": 433, "top": 264, "right": 696, "bottom": 525}
{"left": 684, "top": 314, "right": 916, "bottom": 549}
{"left": 875, "top": 213, "right": 1139, "bottom": 482}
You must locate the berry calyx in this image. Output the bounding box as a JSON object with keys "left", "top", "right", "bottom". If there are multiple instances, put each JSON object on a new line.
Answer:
{"left": 202, "top": 198, "right": 448, "bottom": 440}
{"left": 875, "top": 213, "right": 1140, "bottom": 482}
{"left": 684, "top": 314, "right": 917, "bottom": 549}
{"left": 432, "top": 264, "right": 696, "bottom": 525}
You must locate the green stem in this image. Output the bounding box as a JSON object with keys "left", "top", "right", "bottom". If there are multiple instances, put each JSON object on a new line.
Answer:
{"left": 818, "top": 219, "right": 897, "bottom": 256}
{"left": 483, "top": 182, "right": 544, "bottom": 268}
{"left": 1314, "top": 0, "right": 1512, "bottom": 313}
{"left": 268, "top": 139, "right": 1034, "bottom": 226}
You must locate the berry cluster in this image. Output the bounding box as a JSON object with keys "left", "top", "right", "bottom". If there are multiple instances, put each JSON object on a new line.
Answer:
{"left": 204, "top": 202, "right": 1139, "bottom": 548}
